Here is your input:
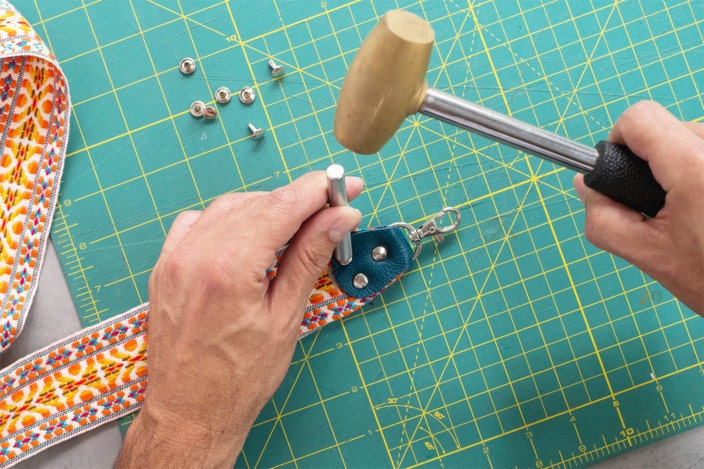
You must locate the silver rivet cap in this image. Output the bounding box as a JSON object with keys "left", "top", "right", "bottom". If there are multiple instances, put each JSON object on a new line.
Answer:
{"left": 190, "top": 100, "right": 205, "bottom": 117}
{"left": 215, "top": 87, "right": 231, "bottom": 104}
{"left": 239, "top": 86, "right": 256, "bottom": 104}
{"left": 353, "top": 273, "right": 369, "bottom": 289}
{"left": 372, "top": 246, "right": 387, "bottom": 261}
{"left": 179, "top": 57, "right": 196, "bottom": 75}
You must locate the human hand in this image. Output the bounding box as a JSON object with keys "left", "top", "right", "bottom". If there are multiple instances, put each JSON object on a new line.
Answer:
{"left": 116, "top": 171, "right": 363, "bottom": 468}
{"left": 574, "top": 101, "right": 704, "bottom": 316}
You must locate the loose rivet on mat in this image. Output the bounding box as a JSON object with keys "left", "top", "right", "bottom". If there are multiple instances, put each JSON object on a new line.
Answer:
{"left": 372, "top": 246, "right": 387, "bottom": 261}
{"left": 190, "top": 100, "right": 205, "bottom": 117}
{"left": 203, "top": 106, "right": 217, "bottom": 119}
{"left": 179, "top": 57, "right": 196, "bottom": 75}
{"left": 215, "top": 87, "right": 231, "bottom": 104}
{"left": 248, "top": 123, "right": 265, "bottom": 140}
{"left": 239, "top": 86, "right": 256, "bottom": 104}
{"left": 268, "top": 59, "right": 285, "bottom": 77}
{"left": 353, "top": 273, "right": 369, "bottom": 289}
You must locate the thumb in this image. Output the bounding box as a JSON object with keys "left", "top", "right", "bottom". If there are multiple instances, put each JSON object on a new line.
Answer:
{"left": 573, "top": 174, "right": 654, "bottom": 262}
{"left": 269, "top": 205, "right": 362, "bottom": 319}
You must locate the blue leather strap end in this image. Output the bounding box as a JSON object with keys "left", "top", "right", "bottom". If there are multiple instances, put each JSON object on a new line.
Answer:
{"left": 331, "top": 226, "right": 414, "bottom": 298}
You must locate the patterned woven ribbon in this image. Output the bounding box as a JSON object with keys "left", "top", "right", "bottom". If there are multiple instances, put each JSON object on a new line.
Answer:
{"left": 0, "top": 3, "right": 403, "bottom": 467}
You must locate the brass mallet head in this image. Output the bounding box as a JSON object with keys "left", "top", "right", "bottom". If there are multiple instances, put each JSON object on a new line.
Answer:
{"left": 334, "top": 10, "right": 434, "bottom": 155}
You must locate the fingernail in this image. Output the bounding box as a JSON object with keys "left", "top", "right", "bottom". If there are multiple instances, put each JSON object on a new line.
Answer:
{"left": 573, "top": 175, "right": 586, "bottom": 204}
{"left": 347, "top": 176, "right": 364, "bottom": 186}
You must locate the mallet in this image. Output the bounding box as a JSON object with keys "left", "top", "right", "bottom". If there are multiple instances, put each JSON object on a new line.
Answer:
{"left": 334, "top": 10, "right": 665, "bottom": 217}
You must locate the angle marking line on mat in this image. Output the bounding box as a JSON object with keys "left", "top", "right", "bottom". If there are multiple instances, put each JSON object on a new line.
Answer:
{"left": 249, "top": 354, "right": 310, "bottom": 468}
{"left": 464, "top": 4, "right": 697, "bottom": 110}
{"left": 240, "top": 0, "right": 361, "bottom": 45}
{"left": 287, "top": 326, "right": 346, "bottom": 464}
{"left": 425, "top": 2, "right": 474, "bottom": 93}
{"left": 401, "top": 364, "right": 704, "bottom": 468}
{"left": 71, "top": 135, "right": 275, "bottom": 204}
{"left": 395, "top": 184, "right": 537, "bottom": 464}
{"left": 225, "top": 2, "right": 290, "bottom": 184}
{"left": 128, "top": 0, "right": 206, "bottom": 225}
{"left": 635, "top": 3, "right": 702, "bottom": 132}
{"left": 366, "top": 120, "right": 418, "bottom": 225}
{"left": 59, "top": 4, "right": 156, "bottom": 311}
{"left": 389, "top": 245, "right": 464, "bottom": 464}
{"left": 147, "top": 0, "right": 228, "bottom": 37}
{"left": 578, "top": 238, "right": 664, "bottom": 400}
{"left": 249, "top": 382, "right": 358, "bottom": 442}
{"left": 364, "top": 213, "right": 540, "bottom": 458}
{"left": 411, "top": 133, "right": 480, "bottom": 453}
{"left": 387, "top": 239, "right": 454, "bottom": 465}
{"left": 559, "top": 2, "right": 609, "bottom": 129}
{"left": 339, "top": 318, "right": 397, "bottom": 464}
{"left": 44, "top": 2, "right": 226, "bottom": 68}
{"left": 172, "top": 0, "right": 245, "bottom": 197}
{"left": 81, "top": 162, "right": 281, "bottom": 249}
{"left": 347, "top": 251, "right": 434, "bottom": 463}
{"left": 265, "top": 0, "right": 330, "bottom": 177}
{"left": 552, "top": 4, "right": 619, "bottom": 139}
{"left": 302, "top": 15, "right": 341, "bottom": 165}
{"left": 26, "top": 0, "right": 100, "bottom": 30}
{"left": 526, "top": 161, "right": 627, "bottom": 430}
{"left": 468, "top": 3, "right": 512, "bottom": 114}
{"left": 510, "top": 180, "right": 598, "bottom": 401}
{"left": 352, "top": 287, "right": 684, "bottom": 389}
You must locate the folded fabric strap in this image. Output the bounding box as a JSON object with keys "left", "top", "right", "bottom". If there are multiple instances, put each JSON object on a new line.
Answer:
{"left": 0, "top": 4, "right": 425, "bottom": 466}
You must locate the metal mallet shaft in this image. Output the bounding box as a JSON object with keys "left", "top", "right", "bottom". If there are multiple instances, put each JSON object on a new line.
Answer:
{"left": 421, "top": 88, "right": 597, "bottom": 173}
{"left": 326, "top": 164, "right": 353, "bottom": 265}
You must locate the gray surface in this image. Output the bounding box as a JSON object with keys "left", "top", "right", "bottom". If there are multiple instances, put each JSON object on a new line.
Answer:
{"left": 0, "top": 240, "right": 702, "bottom": 468}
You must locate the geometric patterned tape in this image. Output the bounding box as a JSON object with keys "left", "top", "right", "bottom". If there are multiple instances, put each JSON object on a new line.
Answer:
{"left": 0, "top": 266, "right": 391, "bottom": 468}
{"left": 0, "top": 1, "right": 70, "bottom": 353}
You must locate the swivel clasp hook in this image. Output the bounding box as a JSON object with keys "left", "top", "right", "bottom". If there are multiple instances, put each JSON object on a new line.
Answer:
{"left": 412, "top": 207, "right": 462, "bottom": 244}
{"left": 390, "top": 207, "right": 461, "bottom": 260}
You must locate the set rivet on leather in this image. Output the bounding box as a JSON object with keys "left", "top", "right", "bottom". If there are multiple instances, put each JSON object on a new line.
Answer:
{"left": 331, "top": 227, "right": 414, "bottom": 298}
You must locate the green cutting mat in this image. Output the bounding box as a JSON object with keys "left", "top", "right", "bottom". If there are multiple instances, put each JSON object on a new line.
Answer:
{"left": 16, "top": 0, "right": 704, "bottom": 467}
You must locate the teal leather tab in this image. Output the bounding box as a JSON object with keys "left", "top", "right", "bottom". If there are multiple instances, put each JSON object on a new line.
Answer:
{"left": 331, "top": 226, "right": 414, "bottom": 298}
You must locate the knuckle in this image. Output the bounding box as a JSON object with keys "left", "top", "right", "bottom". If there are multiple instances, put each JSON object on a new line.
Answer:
{"left": 620, "top": 100, "right": 658, "bottom": 127}
{"left": 172, "top": 209, "right": 198, "bottom": 225}
{"left": 631, "top": 100, "right": 659, "bottom": 113}
{"left": 206, "top": 193, "right": 242, "bottom": 214}
{"left": 267, "top": 186, "right": 298, "bottom": 209}
{"left": 157, "top": 250, "right": 193, "bottom": 283}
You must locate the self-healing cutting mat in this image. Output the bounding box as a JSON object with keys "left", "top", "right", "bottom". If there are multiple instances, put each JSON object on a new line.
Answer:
{"left": 14, "top": 0, "right": 704, "bottom": 467}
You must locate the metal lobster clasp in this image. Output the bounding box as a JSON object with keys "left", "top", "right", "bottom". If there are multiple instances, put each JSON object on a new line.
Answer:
{"left": 390, "top": 207, "right": 461, "bottom": 259}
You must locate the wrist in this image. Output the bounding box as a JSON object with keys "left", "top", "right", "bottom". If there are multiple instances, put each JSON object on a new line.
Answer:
{"left": 116, "top": 403, "right": 248, "bottom": 469}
